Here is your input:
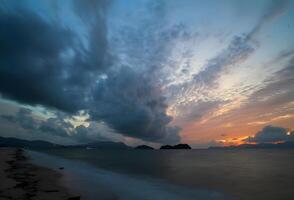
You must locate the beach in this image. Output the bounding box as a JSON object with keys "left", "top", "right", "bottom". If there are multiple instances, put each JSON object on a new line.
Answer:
{"left": 0, "top": 148, "right": 79, "bottom": 200}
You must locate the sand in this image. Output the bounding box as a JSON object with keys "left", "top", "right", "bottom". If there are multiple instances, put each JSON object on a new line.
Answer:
{"left": 0, "top": 148, "right": 80, "bottom": 200}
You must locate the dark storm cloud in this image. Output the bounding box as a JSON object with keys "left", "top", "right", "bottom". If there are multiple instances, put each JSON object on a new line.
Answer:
{"left": 0, "top": 9, "right": 83, "bottom": 112}
{"left": 105, "top": 1, "right": 193, "bottom": 141}
{"left": 85, "top": 0, "right": 182, "bottom": 144}
{"left": 73, "top": 0, "right": 111, "bottom": 71}
{"left": 0, "top": 0, "right": 111, "bottom": 112}
{"left": 90, "top": 67, "right": 180, "bottom": 144}
{"left": 0, "top": 1, "right": 180, "bottom": 144}
{"left": 244, "top": 125, "right": 293, "bottom": 143}
{"left": 79, "top": 0, "right": 181, "bottom": 144}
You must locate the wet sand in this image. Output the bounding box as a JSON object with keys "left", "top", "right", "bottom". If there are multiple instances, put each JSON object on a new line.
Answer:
{"left": 0, "top": 148, "right": 80, "bottom": 200}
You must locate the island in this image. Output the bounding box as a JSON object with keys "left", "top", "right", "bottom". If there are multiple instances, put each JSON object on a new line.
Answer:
{"left": 160, "top": 144, "right": 192, "bottom": 149}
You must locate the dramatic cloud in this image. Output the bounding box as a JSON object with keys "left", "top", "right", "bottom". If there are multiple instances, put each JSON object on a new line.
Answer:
{"left": 90, "top": 67, "right": 180, "bottom": 144}
{"left": 1, "top": 108, "right": 69, "bottom": 137}
{"left": 244, "top": 125, "right": 293, "bottom": 143}
{"left": 0, "top": 4, "right": 110, "bottom": 112}
{"left": 230, "top": 54, "right": 294, "bottom": 124}
{"left": 167, "top": 0, "right": 291, "bottom": 125}
{"left": 73, "top": 123, "right": 115, "bottom": 143}
{"left": 39, "top": 113, "right": 73, "bottom": 138}
{"left": 0, "top": 1, "right": 180, "bottom": 144}
{"left": 193, "top": 36, "right": 254, "bottom": 88}
{"left": 73, "top": 0, "right": 111, "bottom": 71}
{"left": 249, "top": 56, "right": 294, "bottom": 107}
{"left": 0, "top": 0, "right": 293, "bottom": 146}
{"left": 0, "top": 108, "right": 111, "bottom": 143}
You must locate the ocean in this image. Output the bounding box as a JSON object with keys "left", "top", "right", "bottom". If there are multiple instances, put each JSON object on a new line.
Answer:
{"left": 27, "top": 149, "right": 294, "bottom": 200}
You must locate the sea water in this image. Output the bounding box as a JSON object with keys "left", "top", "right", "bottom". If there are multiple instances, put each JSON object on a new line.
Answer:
{"left": 27, "top": 149, "right": 294, "bottom": 200}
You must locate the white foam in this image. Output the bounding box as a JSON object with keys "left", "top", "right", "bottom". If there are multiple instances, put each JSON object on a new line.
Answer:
{"left": 27, "top": 150, "right": 232, "bottom": 200}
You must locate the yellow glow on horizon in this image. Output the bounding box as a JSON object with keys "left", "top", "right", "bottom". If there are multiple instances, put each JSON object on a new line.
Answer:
{"left": 217, "top": 135, "right": 254, "bottom": 146}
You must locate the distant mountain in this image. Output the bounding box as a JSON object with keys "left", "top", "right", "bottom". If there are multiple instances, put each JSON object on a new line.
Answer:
{"left": 209, "top": 141, "right": 294, "bottom": 149}
{"left": 0, "top": 136, "right": 194, "bottom": 150}
{"left": 0, "top": 136, "right": 61, "bottom": 148}
{"left": 160, "top": 144, "right": 192, "bottom": 149}
{"left": 0, "top": 136, "right": 132, "bottom": 149}
{"left": 135, "top": 145, "right": 154, "bottom": 150}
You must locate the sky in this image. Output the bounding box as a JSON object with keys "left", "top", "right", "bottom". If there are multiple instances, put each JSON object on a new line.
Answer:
{"left": 0, "top": 0, "right": 293, "bottom": 148}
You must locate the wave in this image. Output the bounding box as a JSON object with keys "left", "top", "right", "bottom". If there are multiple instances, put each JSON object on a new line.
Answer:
{"left": 27, "top": 150, "right": 232, "bottom": 200}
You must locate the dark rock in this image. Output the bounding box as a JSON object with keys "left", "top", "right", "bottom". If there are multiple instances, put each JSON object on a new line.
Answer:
{"left": 160, "top": 144, "right": 191, "bottom": 149}
{"left": 68, "top": 196, "right": 81, "bottom": 200}
{"left": 135, "top": 145, "right": 154, "bottom": 150}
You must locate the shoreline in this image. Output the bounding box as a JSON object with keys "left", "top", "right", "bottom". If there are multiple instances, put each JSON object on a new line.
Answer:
{"left": 0, "top": 148, "right": 80, "bottom": 200}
